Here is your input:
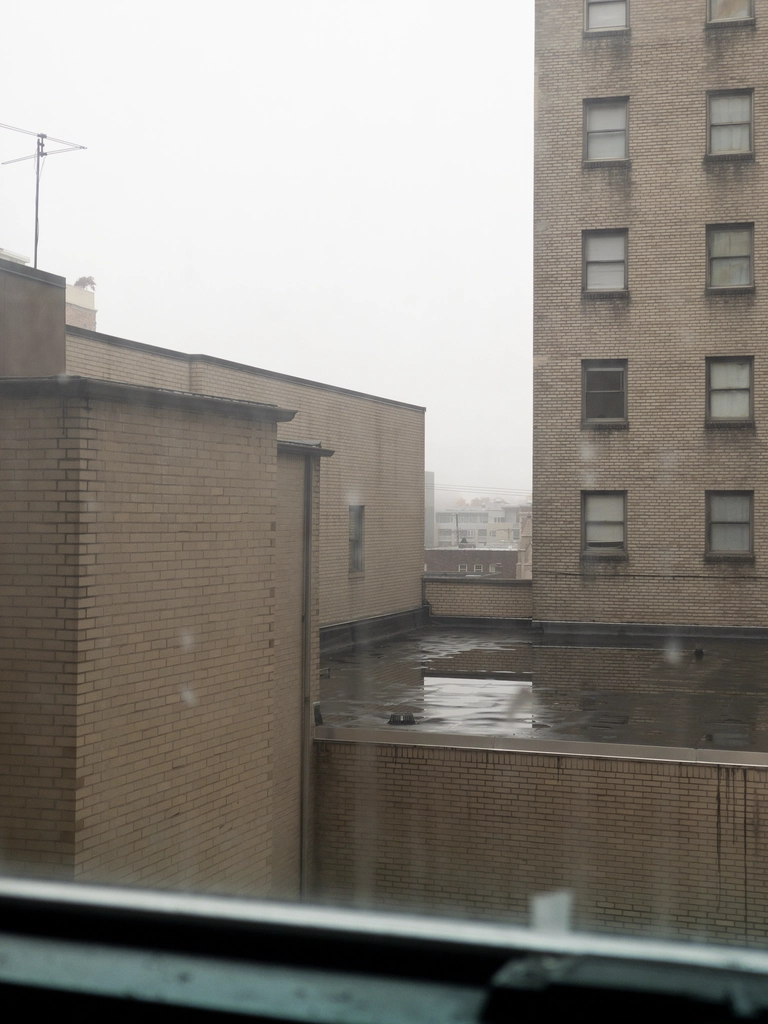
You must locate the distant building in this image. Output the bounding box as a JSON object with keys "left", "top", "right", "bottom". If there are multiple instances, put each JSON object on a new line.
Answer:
{"left": 434, "top": 503, "right": 523, "bottom": 548}
{"left": 424, "top": 548, "right": 519, "bottom": 578}
{"left": 424, "top": 471, "right": 435, "bottom": 547}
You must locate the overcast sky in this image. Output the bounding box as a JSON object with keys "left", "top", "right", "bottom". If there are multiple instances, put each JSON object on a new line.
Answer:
{"left": 1, "top": 1, "right": 533, "bottom": 501}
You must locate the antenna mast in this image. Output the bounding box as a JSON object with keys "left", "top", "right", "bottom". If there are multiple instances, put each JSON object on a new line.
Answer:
{"left": 0, "top": 123, "right": 86, "bottom": 269}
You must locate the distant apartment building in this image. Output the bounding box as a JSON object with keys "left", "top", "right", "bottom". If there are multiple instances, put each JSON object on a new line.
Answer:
{"left": 434, "top": 503, "right": 523, "bottom": 548}
{"left": 533, "top": 0, "right": 767, "bottom": 630}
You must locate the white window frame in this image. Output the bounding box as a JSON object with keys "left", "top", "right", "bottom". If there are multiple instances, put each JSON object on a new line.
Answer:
{"left": 707, "top": 224, "right": 754, "bottom": 290}
{"left": 583, "top": 230, "right": 628, "bottom": 293}
{"left": 706, "top": 357, "right": 754, "bottom": 423}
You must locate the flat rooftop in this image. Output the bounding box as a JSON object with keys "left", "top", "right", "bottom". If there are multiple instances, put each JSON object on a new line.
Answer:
{"left": 316, "top": 625, "right": 768, "bottom": 765}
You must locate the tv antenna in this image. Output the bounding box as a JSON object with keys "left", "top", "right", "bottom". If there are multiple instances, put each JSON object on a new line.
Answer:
{"left": 0, "top": 122, "right": 86, "bottom": 269}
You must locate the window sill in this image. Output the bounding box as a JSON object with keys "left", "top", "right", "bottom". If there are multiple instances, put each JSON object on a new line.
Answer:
{"left": 582, "top": 290, "right": 629, "bottom": 301}
{"left": 703, "top": 152, "right": 754, "bottom": 164}
{"left": 581, "top": 551, "right": 628, "bottom": 561}
{"left": 705, "top": 286, "right": 755, "bottom": 296}
{"left": 705, "top": 552, "right": 755, "bottom": 562}
{"left": 582, "top": 421, "right": 629, "bottom": 430}
{"left": 705, "top": 18, "right": 756, "bottom": 29}
{"left": 705, "top": 419, "right": 755, "bottom": 429}
{"left": 583, "top": 159, "right": 631, "bottom": 170}
{"left": 583, "top": 28, "right": 630, "bottom": 38}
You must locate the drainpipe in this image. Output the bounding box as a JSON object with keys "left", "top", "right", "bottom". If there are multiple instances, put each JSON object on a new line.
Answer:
{"left": 299, "top": 454, "right": 314, "bottom": 898}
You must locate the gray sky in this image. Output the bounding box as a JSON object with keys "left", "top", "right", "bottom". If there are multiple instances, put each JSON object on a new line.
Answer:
{"left": 1, "top": 1, "right": 533, "bottom": 499}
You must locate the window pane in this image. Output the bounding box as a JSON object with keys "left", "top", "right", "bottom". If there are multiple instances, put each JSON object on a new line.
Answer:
{"left": 710, "top": 0, "right": 751, "bottom": 20}
{"left": 586, "top": 233, "right": 625, "bottom": 261}
{"left": 710, "top": 95, "right": 751, "bottom": 125}
{"left": 710, "top": 228, "right": 751, "bottom": 258}
{"left": 711, "top": 523, "right": 750, "bottom": 551}
{"left": 587, "top": 261, "right": 625, "bottom": 289}
{"left": 710, "top": 494, "right": 750, "bottom": 522}
{"left": 711, "top": 124, "right": 750, "bottom": 154}
{"left": 587, "top": 104, "right": 626, "bottom": 132}
{"left": 586, "top": 391, "right": 625, "bottom": 419}
{"left": 586, "top": 494, "right": 624, "bottom": 521}
{"left": 710, "top": 361, "right": 750, "bottom": 389}
{"left": 588, "top": 131, "right": 627, "bottom": 160}
{"left": 711, "top": 256, "right": 750, "bottom": 286}
{"left": 711, "top": 391, "right": 750, "bottom": 418}
{"left": 586, "top": 523, "right": 624, "bottom": 545}
{"left": 588, "top": 1, "right": 627, "bottom": 28}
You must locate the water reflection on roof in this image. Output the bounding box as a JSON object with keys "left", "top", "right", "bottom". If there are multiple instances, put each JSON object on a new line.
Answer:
{"left": 319, "top": 626, "right": 768, "bottom": 752}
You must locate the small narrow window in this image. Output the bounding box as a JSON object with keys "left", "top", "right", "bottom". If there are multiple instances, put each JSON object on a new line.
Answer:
{"left": 583, "top": 491, "right": 626, "bottom": 554}
{"left": 585, "top": 99, "right": 628, "bottom": 161}
{"left": 706, "top": 491, "right": 753, "bottom": 554}
{"left": 583, "top": 360, "right": 628, "bottom": 425}
{"left": 583, "top": 230, "right": 627, "bottom": 292}
{"left": 707, "top": 357, "right": 753, "bottom": 421}
{"left": 707, "top": 224, "right": 753, "bottom": 289}
{"left": 708, "top": 0, "right": 753, "bottom": 22}
{"left": 586, "top": 0, "right": 628, "bottom": 30}
{"left": 708, "top": 91, "right": 752, "bottom": 155}
{"left": 348, "top": 505, "right": 364, "bottom": 572}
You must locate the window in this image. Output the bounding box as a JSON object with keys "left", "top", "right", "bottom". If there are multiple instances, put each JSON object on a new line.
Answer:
{"left": 583, "top": 491, "right": 626, "bottom": 554}
{"left": 586, "top": 0, "right": 628, "bottom": 30}
{"left": 585, "top": 99, "right": 628, "bottom": 161}
{"left": 583, "top": 359, "right": 628, "bottom": 425}
{"left": 708, "top": 91, "right": 752, "bottom": 155}
{"left": 488, "top": 564, "right": 498, "bottom": 574}
{"left": 706, "top": 491, "right": 753, "bottom": 554}
{"left": 707, "top": 224, "right": 753, "bottom": 289}
{"left": 707, "top": 357, "right": 753, "bottom": 421}
{"left": 458, "top": 563, "right": 468, "bottom": 572}
{"left": 583, "top": 230, "right": 627, "bottom": 292}
{"left": 348, "top": 505, "right": 364, "bottom": 572}
{"left": 708, "top": 0, "right": 753, "bottom": 22}
{"left": 473, "top": 564, "right": 483, "bottom": 573}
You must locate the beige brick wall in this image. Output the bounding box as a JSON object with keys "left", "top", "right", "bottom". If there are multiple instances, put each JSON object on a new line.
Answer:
{"left": 425, "top": 579, "right": 532, "bottom": 619}
{"left": 66, "top": 333, "right": 425, "bottom": 629}
{"left": 315, "top": 740, "right": 768, "bottom": 947}
{"left": 533, "top": 1, "right": 768, "bottom": 627}
{"left": 71, "top": 395, "right": 279, "bottom": 893}
{"left": 0, "top": 397, "right": 77, "bottom": 876}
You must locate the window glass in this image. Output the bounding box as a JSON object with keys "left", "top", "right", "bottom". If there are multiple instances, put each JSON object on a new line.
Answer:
{"left": 709, "top": 493, "right": 752, "bottom": 551}
{"left": 709, "top": 0, "right": 752, "bottom": 21}
{"left": 587, "top": 0, "right": 628, "bottom": 29}
{"left": 584, "top": 492, "right": 625, "bottom": 549}
{"left": 708, "top": 358, "right": 751, "bottom": 419}
{"left": 709, "top": 93, "right": 752, "bottom": 155}
{"left": 348, "top": 505, "right": 364, "bottom": 571}
{"left": 586, "top": 101, "right": 628, "bottom": 160}
{"left": 584, "top": 362, "right": 627, "bottom": 422}
{"left": 708, "top": 226, "right": 752, "bottom": 287}
{"left": 585, "top": 232, "right": 627, "bottom": 290}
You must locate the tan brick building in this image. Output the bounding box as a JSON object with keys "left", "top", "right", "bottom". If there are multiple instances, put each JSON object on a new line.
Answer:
{"left": 0, "top": 254, "right": 420, "bottom": 896}
{"left": 533, "top": 0, "right": 768, "bottom": 631}
{"left": 64, "top": 325, "right": 425, "bottom": 648}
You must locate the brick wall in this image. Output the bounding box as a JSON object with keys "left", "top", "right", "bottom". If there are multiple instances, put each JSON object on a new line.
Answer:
{"left": 0, "top": 396, "right": 77, "bottom": 876}
{"left": 0, "top": 378, "right": 308, "bottom": 895}
{"left": 424, "top": 578, "right": 532, "bottom": 619}
{"left": 66, "top": 332, "right": 425, "bottom": 630}
{"left": 315, "top": 740, "right": 768, "bottom": 947}
{"left": 533, "top": 1, "right": 768, "bottom": 627}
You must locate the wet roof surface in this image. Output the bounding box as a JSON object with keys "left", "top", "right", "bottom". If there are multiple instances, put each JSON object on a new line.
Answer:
{"left": 319, "top": 625, "right": 768, "bottom": 752}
